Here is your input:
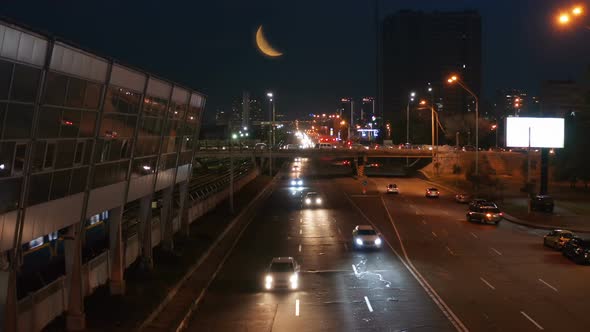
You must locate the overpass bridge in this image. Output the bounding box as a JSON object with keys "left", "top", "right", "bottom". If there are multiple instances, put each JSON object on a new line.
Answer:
{"left": 195, "top": 147, "right": 435, "bottom": 159}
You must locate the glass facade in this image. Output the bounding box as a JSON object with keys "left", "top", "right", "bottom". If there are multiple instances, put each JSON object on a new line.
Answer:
{"left": 0, "top": 27, "right": 205, "bottom": 216}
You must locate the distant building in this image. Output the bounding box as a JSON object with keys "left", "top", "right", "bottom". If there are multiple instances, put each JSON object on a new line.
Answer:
{"left": 540, "top": 80, "right": 588, "bottom": 117}
{"left": 494, "top": 89, "right": 530, "bottom": 118}
{"left": 215, "top": 108, "right": 228, "bottom": 125}
{"left": 382, "top": 10, "right": 482, "bottom": 143}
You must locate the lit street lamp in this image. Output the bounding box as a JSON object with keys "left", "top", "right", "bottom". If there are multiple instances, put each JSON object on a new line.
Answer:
{"left": 556, "top": 4, "right": 588, "bottom": 29}
{"left": 447, "top": 75, "right": 480, "bottom": 177}
{"left": 491, "top": 124, "right": 498, "bottom": 148}
{"left": 407, "top": 91, "right": 416, "bottom": 144}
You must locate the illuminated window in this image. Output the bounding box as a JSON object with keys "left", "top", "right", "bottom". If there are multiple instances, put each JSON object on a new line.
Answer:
{"left": 29, "top": 236, "right": 44, "bottom": 249}
{"left": 48, "top": 231, "right": 58, "bottom": 241}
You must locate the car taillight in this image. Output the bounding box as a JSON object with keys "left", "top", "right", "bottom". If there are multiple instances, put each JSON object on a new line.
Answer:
{"left": 499, "top": 212, "right": 503, "bottom": 216}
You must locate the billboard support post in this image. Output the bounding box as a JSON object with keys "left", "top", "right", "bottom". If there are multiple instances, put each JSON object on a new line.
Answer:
{"left": 540, "top": 148, "right": 549, "bottom": 195}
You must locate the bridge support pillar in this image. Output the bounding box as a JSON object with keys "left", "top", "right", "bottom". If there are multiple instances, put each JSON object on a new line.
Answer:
{"left": 160, "top": 186, "right": 174, "bottom": 252}
{"left": 64, "top": 225, "right": 86, "bottom": 331}
{"left": 139, "top": 195, "right": 153, "bottom": 270}
{"left": 178, "top": 181, "right": 190, "bottom": 237}
{"left": 0, "top": 251, "right": 17, "bottom": 332}
{"left": 109, "top": 206, "right": 125, "bottom": 295}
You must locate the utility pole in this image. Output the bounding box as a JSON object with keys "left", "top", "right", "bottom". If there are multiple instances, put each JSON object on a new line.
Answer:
{"left": 229, "top": 121, "right": 234, "bottom": 214}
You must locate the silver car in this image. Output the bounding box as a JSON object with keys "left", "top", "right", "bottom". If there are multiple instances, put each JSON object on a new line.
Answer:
{"left": 264, "top": 257, "right": 300, "bottom": 290}
{"left": 352, "top": 225, "right": 382, "bottom": 249}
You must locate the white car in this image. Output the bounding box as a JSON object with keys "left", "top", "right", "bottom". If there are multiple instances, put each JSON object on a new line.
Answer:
{"left": 386, "top": 184, "right": 399, "bottom": 194}
{"left": 425, "top": 188, "right": 440, "bottom": 198}
{"left": 264, "top": 257, "right": 300, "bottom": 290}
{"left": 304, "top": 192, "right": 322, "bottom": 207}
{"left": 290, "top": 178, "right": 303, "bottom": 187}
{"left": 544, "top": 229, "right": 575, "bottom": 250}
{"left": 352, "top": 225, "right": 382, "bottom": 249}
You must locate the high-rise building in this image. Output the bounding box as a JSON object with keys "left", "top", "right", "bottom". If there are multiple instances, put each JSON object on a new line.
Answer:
{"left": 494, "top": 89, "right": 529, "bottom": 118}
{"left": 382, "top": 10, "right": 482, "bottom": 143}
{"left": 540, "top": 80, "right": 588, "bottom": 117}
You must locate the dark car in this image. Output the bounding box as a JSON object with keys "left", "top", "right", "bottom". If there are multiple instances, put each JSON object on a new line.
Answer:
{"left": 563, "top": 237, "right": 590, "bottom": 264}
{"left": 530, "top": 195, "right": 554, "bottom": 213}
{"left": 466, "top": 205, "right": 503, "bottom": 224}
{"left": 468, "top": 199, "right": 496, "bottom": 210}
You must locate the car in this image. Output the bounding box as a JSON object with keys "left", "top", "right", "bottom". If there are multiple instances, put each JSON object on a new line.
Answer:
{"left": 544, "top": 229, "right": 575, "bottom": 250}
{"left": 530, "top": 195, "right": 554, "bottom": 213}
{"left": 425, "top": 188, "right": 440, "bottom": 198}
{"left": 255, "top": 143, "right": 267, "bottom": 150}
{"left": 563, "top": 237, "right": 590, "bottom": 264}
{"left": 290, "top": 178, "right": 303, "bottom": 187}
{"left": 352, "top": 225, "right": 382, "bottom": 249}
{"left": 264, "top": 257, "right": 300, "bottom": 290}
{"left": 462, "top": 145, "right": 476, "bottom": 151}
{"left": 466, "top": 204, "right": 503, "bottom": 224}
{"left": 386, "top": 184, "right": 399, "bottom": 194}
{"left": 292, "top": 165, "right": 300, "bottom": 171}
{"left": 468, "top": 199, "right": 496, "bottom": 210}
{"left": 455, "top": 194, "right": 472, "bottom": 203}
{"left": 304, "top": 192, "right": 322, "bottom": 207}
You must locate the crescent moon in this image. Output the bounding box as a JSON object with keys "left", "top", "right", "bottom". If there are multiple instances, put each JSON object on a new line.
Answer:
{"left": 256, "top": 25, "right": 283, "bottom": 57}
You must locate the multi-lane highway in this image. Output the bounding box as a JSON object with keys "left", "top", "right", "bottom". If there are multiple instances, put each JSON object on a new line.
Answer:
{"left": 182, "top": 160, "right": 590, "bottom": 331}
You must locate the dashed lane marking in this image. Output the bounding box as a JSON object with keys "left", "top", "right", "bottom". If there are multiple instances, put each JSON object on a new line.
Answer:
{"left": 520, "top": 311, "right": 544, "bottom": 330}
{"left": 490, "top": 248, "right": 502, "bottom": 256}
{"left": 538, "top": 278, "right": 558, "bottom": 292}
{"left": 480, "top": 277, "right": 496, "bottom": 290}
{"left": 364, "top": 296, "right": 374, "bottom": 313}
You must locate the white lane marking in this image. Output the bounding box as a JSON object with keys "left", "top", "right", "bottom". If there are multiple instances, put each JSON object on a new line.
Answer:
{"left": 520, "top": 311, "right": 544, "bottom": 330}
{"left": 298, "top": 244, "right": 302, "bottom": 252}
{"left": 444, "top": 211, "right": 450, "bottom": 216}
{"left": 446, "top": 246, "right": 455, "bottom": 256}
{"left": 300, "top": 218, "right": 303, "bottom": 223}
{"left": 479, "top": 277, "right": 496, "bottom": 290}
{"left": 432, "top": 231, "right": 438, "bottom": 238}
{"left": 299, "top": 228, "right": 302, "bottom": 235}
{"left": 352, "top": 264, "right": 358, "bottom": 275}
{"left": 470, "top": 232, "right": 478, "bottom": 239}
{"left": 350, "top": 194, "right": 380, "bottom": 197}
{"left": 364, "top": 296, "right": 374, "bottom": 313}
{"left": 490, "top": 248, "right": 502, "bottom": 256}
{"left": 349, "top": 194, "right": 468, "bottom": 332}
{"left": 422, "top": 220, "right": 427, "bottom": 225}
{"left": 538, "top": 278, "right": 558, "bottom": 292}
{"left": 415, "top": 210, "right": 421, "bottom": 215}
{"left": 295, "top": 299, "right": 300, "bottom": 316}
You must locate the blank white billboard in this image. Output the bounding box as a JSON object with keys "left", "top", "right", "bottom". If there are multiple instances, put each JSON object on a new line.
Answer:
{"left": 506, "top": 117, "right": 564, "bottom": 148}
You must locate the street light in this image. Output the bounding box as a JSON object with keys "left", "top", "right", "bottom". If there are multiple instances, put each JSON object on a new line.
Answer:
{"left": 407, "top": 91, "right": 416, "bottom": 144}
{"left": 447, "top": 74, "right": 480, "bottom": 177}
{"left": 556, "top": 5, "right": 587, "bottom": 28}
{"left": 266, "top": 91, "right": 274, "bottom": 176}
{"left": 491, "top": 124, "right": 499, "bottom": 148}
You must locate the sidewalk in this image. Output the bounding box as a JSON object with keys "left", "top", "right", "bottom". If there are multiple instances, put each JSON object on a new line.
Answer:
{"left": 420, "top": 171, "right": 590, "bottom": 233}
{"left": 44, "top": 175, "right": 273, "bottom": 332}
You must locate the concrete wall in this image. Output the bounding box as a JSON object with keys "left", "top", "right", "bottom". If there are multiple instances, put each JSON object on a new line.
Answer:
{"left": 16, "top": 169, "right": 260, "bottom": 332}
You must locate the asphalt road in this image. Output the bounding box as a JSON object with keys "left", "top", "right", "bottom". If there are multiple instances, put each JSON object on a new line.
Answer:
{"left": 184, "top": 162, "right": 455, "bottom": 331}
{"left": 183, "top": 161, "right": 590, "bottom": 331}
{"left": 363, "top": 177, "right": 590, "bottom": 331}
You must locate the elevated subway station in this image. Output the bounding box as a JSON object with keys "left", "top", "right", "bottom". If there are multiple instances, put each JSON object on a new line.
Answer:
{"left": 0, "top": 19, "right": 233, "bottom": 331}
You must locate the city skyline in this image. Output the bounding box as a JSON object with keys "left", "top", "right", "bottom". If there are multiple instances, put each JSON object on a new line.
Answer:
{"left": 2, "top": 0, "right": 590, "bottom": 120}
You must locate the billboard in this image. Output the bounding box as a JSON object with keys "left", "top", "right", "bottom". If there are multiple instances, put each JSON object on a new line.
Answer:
{"left": 506, "top": 117, "right": 564, "bottom": 148}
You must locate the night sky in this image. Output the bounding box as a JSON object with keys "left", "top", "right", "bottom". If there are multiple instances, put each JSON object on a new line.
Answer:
{"left": 2, "top": 0, "right": 589, "bottom": 121}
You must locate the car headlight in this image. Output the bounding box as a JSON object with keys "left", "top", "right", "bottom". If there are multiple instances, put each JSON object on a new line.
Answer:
{"left": 305, "top": 198, "right": 311, "bottom": 204}
{"left": 265, "top": 275, "right": 273, "bottom": 283}
{"left": 290, "top": 274, "right": 298, "bottom": 283}
{"left": 355, "top": 238, "right": 363, "bottom": 246}
{"left": 374, "top": 238, "right": 382, "bottom": 246}
{"left": 316, "top": 198, "right": 322, "bottom": 204}
{"left": 298, "top": 180, "right": 303, "bottom": 186}
{"left": 486, "top": 213, "right": 492, "bottom": 218}
{"left": 291, "top": 180, "right": 296, "bottom": 186}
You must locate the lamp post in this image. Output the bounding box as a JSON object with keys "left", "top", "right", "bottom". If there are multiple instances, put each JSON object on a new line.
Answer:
{"left": 266, "top": 92, "right": 273, "bottom": 176}
{"left": 556, "top": 5, "right": 588, "bottom": 30}
{"left": 418, "top": 100, "right": 441, "bottom": 163}
{"left": 491, "top": 124, "right": 498, "bottom": 148}
{"left": 447, "top": 75, "right": 480, "bottom": 177}
{"left": 406, "top": 92, "right": 416, "bottom": 144}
